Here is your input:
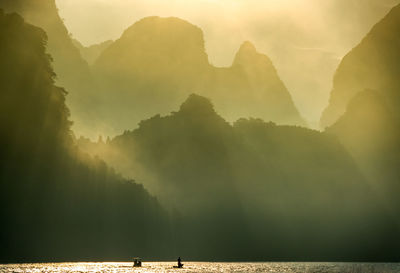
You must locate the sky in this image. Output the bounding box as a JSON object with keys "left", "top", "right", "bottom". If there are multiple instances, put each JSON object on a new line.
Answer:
{"left": 56, "top": 0, "right": 400, "bottom": 126}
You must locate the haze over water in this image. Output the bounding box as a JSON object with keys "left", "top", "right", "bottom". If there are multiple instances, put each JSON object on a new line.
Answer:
{"left": 1, "top": 262, "right": 400, "bottom": 273}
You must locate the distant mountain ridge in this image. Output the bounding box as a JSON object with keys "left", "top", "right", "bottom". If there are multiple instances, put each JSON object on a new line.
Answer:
{"left": 93, "top": 16, "right": 306, "bottom": 136}
{"left": 0, "top": 2, "right": 306, "bottom": 137}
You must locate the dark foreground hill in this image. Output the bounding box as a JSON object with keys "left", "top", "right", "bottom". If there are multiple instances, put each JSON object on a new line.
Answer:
{"left": 0, "top": 10, "right": 170, "bottom": 263}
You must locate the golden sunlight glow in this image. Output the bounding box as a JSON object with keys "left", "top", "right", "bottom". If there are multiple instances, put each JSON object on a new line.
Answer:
{"left": 56, "top": 0, "right": 399, "bottom": 126}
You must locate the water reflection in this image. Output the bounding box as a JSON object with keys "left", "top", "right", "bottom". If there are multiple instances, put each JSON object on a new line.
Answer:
{"left": 1, "top": 262, "right": 399, "bottom": 273}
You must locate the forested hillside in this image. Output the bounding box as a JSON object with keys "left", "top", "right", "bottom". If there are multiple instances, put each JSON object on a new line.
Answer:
{"left": 0, "top": 10, "right": 170, "bottom": 262}
{"left": 78, "top": 94, "right": 396, "bottom": 261}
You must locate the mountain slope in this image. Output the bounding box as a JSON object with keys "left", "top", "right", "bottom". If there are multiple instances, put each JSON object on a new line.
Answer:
{"left": 321, "top": 4, "right": 400, "bottom": 128}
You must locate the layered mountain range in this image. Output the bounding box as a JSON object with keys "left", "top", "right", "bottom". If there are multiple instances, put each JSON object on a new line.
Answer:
{"left": 1, "top": 0, "right": 400, "bottom": 262}
{"left": 93, "top": 17, "right": 306, "bottom": 136}
{"left": 1, "top": 1, "right": 307, "bottom": 137}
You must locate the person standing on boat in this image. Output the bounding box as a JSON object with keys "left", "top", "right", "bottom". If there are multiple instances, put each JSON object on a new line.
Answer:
{"left": 177, "top": 257, "right": 183, "bottom": 268}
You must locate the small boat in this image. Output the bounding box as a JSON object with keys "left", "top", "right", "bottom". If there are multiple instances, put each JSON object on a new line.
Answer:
{"left": 173, "top": 265, "right": 183, "bottom": 268}
{"left": 133, "top": 257, "right": 142, "bottom": 267}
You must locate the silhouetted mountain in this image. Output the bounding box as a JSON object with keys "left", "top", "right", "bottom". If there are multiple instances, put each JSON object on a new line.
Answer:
{"left": 78, "top": 93, "right": 393, "bottom": 261}
{"left": 321, "top": 4, "right": 400, "bottom": 128}
{"left": 3, "top": 0, "right": 400, "bottom": 262}
{"left": 0, "top": 0, "right": 100, "bottom": 137}
{"left": 0, "top": 10, "right": 170, "bottom": 263}
{"left": 92, "top": 16, "right": 305, "bottom": 136}
{"left": 73, "top": 39, "right": 113, "bottom": 65}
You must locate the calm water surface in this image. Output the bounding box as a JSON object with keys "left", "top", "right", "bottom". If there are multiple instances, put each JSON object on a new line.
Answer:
{"left": 1, "top": 262, "right": 399, "bottom": 273}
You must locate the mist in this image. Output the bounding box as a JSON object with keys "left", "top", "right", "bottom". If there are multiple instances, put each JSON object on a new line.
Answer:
{"left": 56, "top": 0, "right": 400, "bottom": 125}
{"left": 1, "top": 0, "right": 400, "bottom": 264}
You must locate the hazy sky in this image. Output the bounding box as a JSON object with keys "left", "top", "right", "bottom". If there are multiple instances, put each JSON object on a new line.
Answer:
{"left": 56, "top": 0, "right": 400, "bottom": 126}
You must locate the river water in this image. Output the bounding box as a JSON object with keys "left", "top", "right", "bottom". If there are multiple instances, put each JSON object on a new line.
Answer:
{"left": 1, "top": 262, "right": 399, "bottom": 273}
